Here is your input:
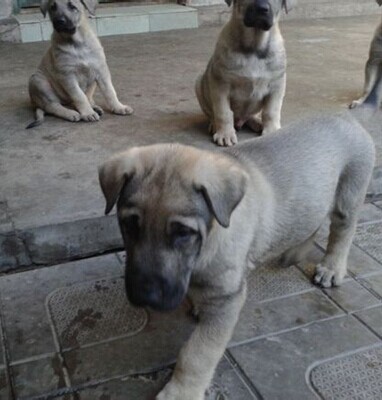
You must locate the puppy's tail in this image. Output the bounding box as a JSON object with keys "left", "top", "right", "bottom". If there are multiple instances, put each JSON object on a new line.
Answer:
{"left": 26, "top": 108, "right": 45, "bottom": 129}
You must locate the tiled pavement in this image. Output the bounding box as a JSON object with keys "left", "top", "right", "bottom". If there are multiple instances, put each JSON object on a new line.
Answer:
{"left": 0, "top": 203, "right": 382, "bottom": 400}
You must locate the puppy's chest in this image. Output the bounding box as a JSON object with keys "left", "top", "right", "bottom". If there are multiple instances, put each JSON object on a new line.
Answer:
{"left": 227, "top": 57, "right": 280, "bottom": 99}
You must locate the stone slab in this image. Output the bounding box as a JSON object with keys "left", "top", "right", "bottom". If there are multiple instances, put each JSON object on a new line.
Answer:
{"left": 63, "top": 301, "right": 194, "bottom": 386}
{"left": 47, "top": 277, "right": 149, "bottom": 351}
{"left": 11, "top": 354, "right": 68, "bottom": 399}
{"left": 233, "top": 289, "right": 343, "bottom": 344}
{"left": 360, "top": 274, "right": 382, "bottom": 299}
{"left": 0, "top": 254, "right": 122, "bottom": 363}
{"left": 15, "top": 5, "right": 198, "bottom": 43}
{"left": 323, "top": 280, "right": 381, "bottom": 313}
{"left": 354, "top": 222, "right": 382, "bottom": 266}
{"left": 310, "top": 345, "right": 382, "bottom": 400}
{"left": 20, "top": 215, "right": 123, "bottom": 265}
{"left": 0, "top": 367, "right": 10, "bottom": 399}
{"left": 229, "top": 317, "right": 380, "bottom": 400}
{"left": 355, "top": 306, "right": 382, "bottom": 337}
{"left": 59, "top": 357, "right": 258, "bottom": 400}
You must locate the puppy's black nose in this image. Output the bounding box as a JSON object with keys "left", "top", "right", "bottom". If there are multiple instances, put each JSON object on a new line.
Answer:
{"left": 255, "top": 1, "right": 270, "bottom": 14}
{"left": 54, "top": 17, "right": 66, "bottom": 26}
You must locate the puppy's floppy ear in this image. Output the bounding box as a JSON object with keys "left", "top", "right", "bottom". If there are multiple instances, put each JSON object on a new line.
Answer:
{"left": 282, "top": 0, "right": 297, "bottom": 13}
{"left": 194, "top": 156, "right": 248, "bottom": 228}
{"left": 40, "top": 0, "right": 50, "bottom": 18}
{"left": 80, "top": 0, "right": 97, "bottom": 15}
{"left": 98, "top": 149, "right": 140, "bottom": 215}
{"left": 225, "top": 0, "right": 233, "bottom": 7}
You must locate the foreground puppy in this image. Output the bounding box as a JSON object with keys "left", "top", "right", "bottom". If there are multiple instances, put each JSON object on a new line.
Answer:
{"left": 99, "top": 114, "right": 374, "bottom": 400}
{"left": 195, "top": 0, "right": 296, "bottom": 146}
{"left": 27, "top": 0, "right": 133, "bottom": 128}
{"left": 350, "top": 0, "right": 382, "bottom": 109}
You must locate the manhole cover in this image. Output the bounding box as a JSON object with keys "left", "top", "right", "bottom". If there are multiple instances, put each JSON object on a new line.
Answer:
{"left": 310, "top": 346, "right": 382, "bottom": 400}
{"left": 47, "top": 277, "right": 148, "bottom": 349}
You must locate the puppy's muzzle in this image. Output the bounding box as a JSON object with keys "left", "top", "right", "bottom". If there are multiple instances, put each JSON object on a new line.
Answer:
{"left": 53, "top": 16, "right": 76, "bottom": 34}
{"left": 244, "top": 0, "right": 274, "bottom": 30}
{"left": 125, "top": 270, "right": 187, "bottom": 312}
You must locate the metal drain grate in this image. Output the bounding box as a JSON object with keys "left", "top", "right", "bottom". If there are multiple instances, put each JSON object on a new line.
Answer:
{"left": 247, "top": 264, "right": 312, "bottom": 303}
{"left": 47, "top": 277, "right": 148, "bottom": 349}
{"left": 310, "top": 346, "right": 382, "bottom": 400}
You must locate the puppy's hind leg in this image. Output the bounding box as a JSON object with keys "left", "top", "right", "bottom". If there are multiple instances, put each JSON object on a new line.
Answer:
{"left": 44, "top": 102, "right": 81, "bottom": 122}
{"left": 349, "top": 60, "right": 379, "bottom": 109}
{"left": 86, "top": 81, "right": 103, "bottom": 116}
{"left": 314, "top": 160, "right": 373, "bottom": 288}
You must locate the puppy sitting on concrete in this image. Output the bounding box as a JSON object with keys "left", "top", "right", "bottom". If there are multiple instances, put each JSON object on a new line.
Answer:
{"left": 99, "top": 113, "right": 374, "bottom": 400}
{"left": 350, "top": 0, "right": 382, "bottom": 109}
{"left": 27, "top": 0, "right": 133, "bottom": 128}
{"left": 195, "top": 0, "right": 297, "bottom": 146}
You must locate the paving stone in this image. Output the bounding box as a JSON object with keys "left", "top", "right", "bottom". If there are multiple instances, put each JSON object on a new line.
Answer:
{"left": 233, "top": 290, "right": 342, "bottom": 344}
{"left": 47, "top": 277, "right": 148, "bottom": 351}
{"left": 64, "top": 302, "right": 195, "bottom": 386}
{"left": 0, "top": 367, "right": 10, "bottom": 399}
{"left": 347, "top": 244, "right": 382, "bottom": 278}
{"left": 0, "top": 232, "right": 31, "bottom": 272}
{"left": 353, "top": 222, "right": 382, "bottom": 265}
{"left": 21, "top": 215, "right": 123, "bottom": 265}
{"left": 355, "top": 306, "right": 382, "bottom": 337}
{"left": 11, "top": 354, "right": 67, "bottom": 399}
{"left": 0, "top": 254, "right": 122, "bottom": 362}
{"left": 360, "top": 274, "right": 382, "bottom": 299}
{"left": 63, "top": 357, "right": 258, "bottom": 400}
{"left": 323, "top": 280, "right": 381, "bottom": 313}
{"left": 229, "top": 316, "right": 380, "bottom": 400}
{"left": 310, "top": 345, "right": 382, "bottom": 400}
{"left": 245, "top": 264, "right": 313, "bottom": 303}
{"left": 357, "top": 203, "right": 382, "bottom": 225}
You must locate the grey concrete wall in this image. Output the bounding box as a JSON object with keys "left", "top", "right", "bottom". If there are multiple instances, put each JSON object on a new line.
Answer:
{"left": 0, "top": 0, "right": 21, "bottom": 42}
{"left": 0, "top": 0, "right": 13, "bottom": 18}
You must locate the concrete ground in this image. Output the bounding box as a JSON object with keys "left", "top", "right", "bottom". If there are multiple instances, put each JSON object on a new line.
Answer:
{"left": 1, "top": 13, "right": 382, "bottom": 400}
{"left": 1, "top": 15, "right": 382, "bottom": 270}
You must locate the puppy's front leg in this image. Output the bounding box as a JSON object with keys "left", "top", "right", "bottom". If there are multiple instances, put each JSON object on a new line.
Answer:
{"left": 97, "top": 65, "right": 134, "bottom": 116}
{"left": 61, "top": 75, "right": 100, "bottom": 122}
{"left": 261, "top": 77, "right": 286, "bottom": 135}
{"left": 157, "top": 284, "right": 246, "bottom": 400}
{"left": 210, "top": 80, "right": 237, "bottom": 147}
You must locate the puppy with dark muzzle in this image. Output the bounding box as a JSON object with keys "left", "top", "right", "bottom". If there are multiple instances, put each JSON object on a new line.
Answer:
{"left": 99, "top": 112, "right": 375, "bottom": 400}
{"left": 27, "top": 0, "right": 133, "bottom": 128}
{"left": 195, "top": 0, "right": 297, "bottom": 146}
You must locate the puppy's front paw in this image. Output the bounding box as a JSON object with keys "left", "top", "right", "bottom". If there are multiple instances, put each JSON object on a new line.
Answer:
{"left": 81, "top": 111, "right": 100, "bottom": 122}
{"left": 156, "top": 380, "right": 204, "bottom": 400}
{"left": 112, "top": 103, "right": 134, "bottom": 115}
{"left": 213, "top": 129, "right": 237, "bottom": 147}
{"left": 66, "top": 110, "right": 81, "bottom": 122}
{"left": 313, "top": 263, "right": 345, "bottom": 288}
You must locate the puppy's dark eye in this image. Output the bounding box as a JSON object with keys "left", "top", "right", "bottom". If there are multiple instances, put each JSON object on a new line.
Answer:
{"left": 68, "top": 2, "right": 77, "bottom": 11}
{"left": 170, "top": 223, "right": 197, "bottom": 247}
{"left": 123, "top": 214, "right": 140, "bottom": 240}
